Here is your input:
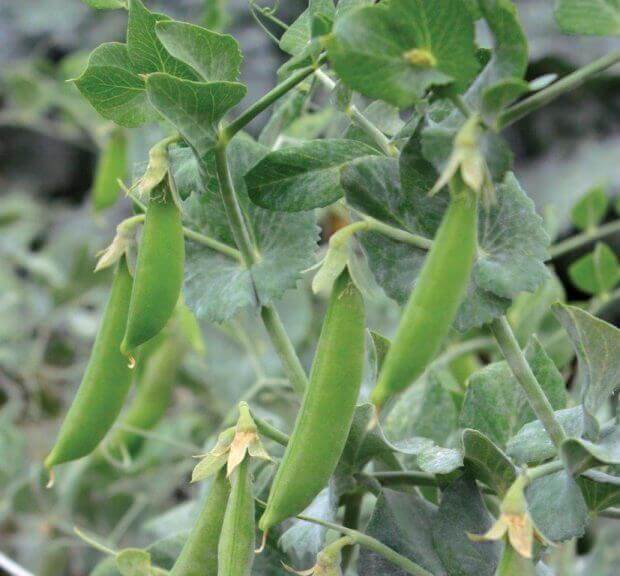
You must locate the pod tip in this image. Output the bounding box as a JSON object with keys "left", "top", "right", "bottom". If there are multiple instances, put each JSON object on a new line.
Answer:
{"left": 45, "top": 468, "right": 55, "bottom": 489}
{"left": 127, "top": 354, "right": 136, "bottom": 369}
{"left": 255, "top": 530, "right": 268, "bottom": 554}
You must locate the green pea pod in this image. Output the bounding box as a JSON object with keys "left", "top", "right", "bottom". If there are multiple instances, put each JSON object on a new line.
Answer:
{"left": 218, "top": 458, "right": 255, "bottom": 576}
{"left": 44, "top": 256, "right": 133, "bottom": 470}
{"left": 259, "top": 270, "right": 365, "bottom": 532}
{"left": 170, "top": 468, "right": 230, "bottom": 576}
{"left": 92, "top": 128, "right": 127, "bottom": 212}
{"left": 121, "top": 181, "right": 185, "bottom": 356}
{"left": 108, "top": 333, "right": 186, "bottom": 456}
{"left": 370, "top": 187, "right": 478, "bottom": 408}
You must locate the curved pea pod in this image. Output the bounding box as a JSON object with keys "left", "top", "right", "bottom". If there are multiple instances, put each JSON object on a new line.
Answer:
{"left": 370, "top": 188, "right": 478, "bottom": 408}
{"left": 170, "top": 468, "right": 230, "bottom": 576}
{"left": 121, "top": 181, "right": 185, "bottom": 355}
{"left": 44, "top": 256, "right": 133, "bottom": 470}
{"left": 107, "top": 333, "right": 186, "bottom": 456}
{"left": 218, "top": 457, "right": 255, "bottom": 576}
{"left": 259, "top": 270, "right": 365, "bottom": 532}
{"left": 92, "top": 128, "right": 127, "bottom": 212}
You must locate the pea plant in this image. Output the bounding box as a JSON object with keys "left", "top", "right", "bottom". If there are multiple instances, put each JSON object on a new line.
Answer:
{"left": 33, "top": 0, "right": 620, "bottom": 575}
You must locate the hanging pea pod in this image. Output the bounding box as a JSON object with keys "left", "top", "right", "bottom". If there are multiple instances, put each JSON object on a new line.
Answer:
{"left": 107, "top": 331, "right": 187, "bottom": 457}
{"left": 121, "top": 179, "right": 185, "bottom": 356}
{"left": 370, "top": 181, "right": 478, "bottom": 408}
{"left": 45, "top": 256, "right": 134, "bottom": 471}
{"left": 218, "top": 457, "right": 255, "bottom": 576}
{"left": 92, "top": 128, "right": 127, "bottom": 212}
{"left": 260, "top": 269, "right": 365, "bottom": 532}
{"left": 169, "top": 468, "right": 230, "bottom": 576}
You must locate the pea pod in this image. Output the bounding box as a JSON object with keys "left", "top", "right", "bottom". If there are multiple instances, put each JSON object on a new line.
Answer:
{"left": 92, "top": 128, "right": 127, "bottom": 212}
{"left": 45, "top": 256, "right": 133, "bottom": 470}
{"left": 107, "top": 333, "right": 186, "bottom": 456}
{"left": 259, "top": 270, "right": 365, "bottom": 532}
{"left": 170, "top": 468, "right": 230, "bottom": 576}
{"left": 121, "top": 181, "right": 185, "bottom": 355}
{"left": 218, "top": 457, "right": 255, "bottom": 576}
{"left": 370, "top": 186, "right": 478, "bottom": 408}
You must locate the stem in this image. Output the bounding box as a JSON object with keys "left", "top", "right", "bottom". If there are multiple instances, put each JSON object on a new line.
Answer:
{"left": 315, "top": 68, "right": 397, "bottom": 157}
{"left": 127, "top": 189, "right": 241, "bottom": 261}
{"left": 341, "top": 492, "right": 363, "bottom": 571}
{"left": 371, "top": 470, "right": 445, "bottom": 488}
{"left": 224, "top": 56, "right": 326, "bottom": 140}
{"left": 525, "top": 459, "right": 564, "bottom": 482}
{"left": 549, "top": 219, "right": 620, "bottom": 259}
{"left": 213, "top": 141, "right": 309, "bottom": 395}
{"left": 0, "top": 552, "right": 35, "bottom": 576}
{"left": 432, "top": 337, "right": 496, "bottom": 368}
{"left": 253, "top": 414, "right": 290, "bottom": 447}
{"left": 294, "top": 513, "right": 434, "bottom": 576}
{"left": 590, "top": 286, "right": 620, "bottom": 316}
{"left": 448, "top": 93, "right": 473, "bottom": 118}
{"left": 497, "top": 50, "right": 620, "bottom": 129}
{"left": 261, "top": 305, "right": 309, "bottom": 396}
{"left": 491, "top": 316, "right": 567, "bottom": 448}
{"left": 599, "top": 507, "right": 620, "bottom": 519}
{"left": 365, "top": 217, "right": 433, "bottom": 250}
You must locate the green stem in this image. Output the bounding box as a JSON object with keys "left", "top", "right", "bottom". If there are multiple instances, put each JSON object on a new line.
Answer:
{"left": 261, "top": 305, "right": 309, "bottom": 396}
{"left": 371, "top": 470, "right": 446, "bottom": 488}
{"left": 364, "top": 217, "right": 433, "bottom": 250}
{"left": 599, "top": 507, "right": 620, "bottom": 519}
{"left": 213, "top": 141, "right": 309, "bottom": 395}
{"left": 432, "top": 337, "right": 496, "bottom": 368}
{"left": 341, "top": 492, "right": 363, "bottom": 571}
{"left": 224, "top": 55, "right": 327, "bottom": 140}
{"left": 315, "top": 68, "right": 397, "bottom": 157}
{"left": 491, "top": 317, "right": 567, "bottom": 448}
{"left": 525, "top": 459, "right": 564, "bottom": 482}
{"left": 448, "top": 93, "right": 473, "bottom": 118}
{"left": 253, "top": 414, "right": 290, "bottom": 447}
{"left": 497, "top": 50, "right": 620, "bottom": 129}
{"left": 549, "top": 219, "right": 620, "bottom": 259}
{"left": 295, "top": 512, "right": 434, "bottom": 576}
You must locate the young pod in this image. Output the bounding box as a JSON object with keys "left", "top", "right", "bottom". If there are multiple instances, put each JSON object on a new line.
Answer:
{"left": 121, "top": 180, "right": 185, "bottom": 355}
{"left": 92, "top": 128, "right": 127, "bottom": 212}
{"left": 45, "top": 256, "right": 134, "bottom": 470}
{"left": 218, "top": 457, "right": 255, "bottom": 576}
{"left": 169, "top": 468, "right": 230, "bottom": 576}
{"left": 260, "top": 270, "right": 365, "bottom": 532}
{"left": 370, "top": 187, "right": 478, "bottom": 408}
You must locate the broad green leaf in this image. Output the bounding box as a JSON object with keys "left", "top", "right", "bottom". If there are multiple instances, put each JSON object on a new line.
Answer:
{"left": 176, "top": 136, "right": 319, "bottom": 323}
{"left": 526, "top": 470, "right": 588, "bottom": 542}
{"left": 553, "top": 303, "right": 620, "bottom": 439}
{"left": 82, "top": 0, "right": 125, "bottom": 8}
{"left": 555, "top": 0, "right": 620, "bottom": 36}
{"left": 569, "top": 243, "right": 619, "bottom": 296}
{"left": 279, "top": 0, "right": 336, "bottom": 56}
{"left": 245, "top": 139, "right": 378, "bottom": 212}
{"left": 506, "top": 406, "right": 584, "bottom": 465}
{"left": 126, "top": 0, "right": 198, "bottom": 79}
{"left": 74, "top": 43, "right": 158, "bottom": 127}
{"left": 571, "top": 184, "right": 609, "bottom": 231}
{"left": 481, "top": 78, "right": 529, "bottom": 116}
{"left": 577, "top": 470, "right": 620, "bottom": 512}
{"left": 328, "top": 0, "right": 479, "bottom": 107}
{"left": 417, "top": 446, "right": 463, "bottom": 475}
{"left": 145, "top": 74, "right": 246, "bottom": 158}
{"left": 562, "top": 424, "right": 620, "bottom": 475}
{"left": 462, "top": 429, "right": 517, "bottom": 497}
{"left": 116, "top": 549, "right": 151, "bottom": 576}
{"left": 461, "top": 337, "right": 566, "bottom": 448}
{"left": 155, "top": 21, "right": 242, "bottom": 82}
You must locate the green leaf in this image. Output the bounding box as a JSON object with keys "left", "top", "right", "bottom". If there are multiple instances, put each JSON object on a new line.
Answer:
{"left": 506, "top": 406, "right": 584, "bottom": 465}
{"left": 245, "top": 139, "right": 378, "bottom": 212}
{"left": 571, "top": 184, "right": 609, "bottom": 231}
{"left": 74, "top": 43, "right": 158, "bottom": 127}
{"left": 82, "top": 0, "right": 125, "bottom": 8}
{"left": 328, "top": 0, "right": 479, "bottom": 107}
{"left": 177, "top": 136, "right": 319, "bottom": 323}
{"left": 552, "top": 303, "right": 620, "bottom": 439}
{"left": 562, "top": 424, "right": 620, "bottom": 475}
{"left": 279, "top": 0, "right": 336, "bottom": 56}
{"left": 126, "top": 0, "right": 198, "bottom": 78}
{"left": 461, "top": 337, "right": 566, "bottom": 448}
{"left": 116, "top": 549, "right": 151, "bottom": 576}
{"left": 359, "top": 476, "right": 499, "bottom": 576}
{"left": 417, "top": 446, "right": 463, "bottom": 475}
{"left": 155, "top": 21, "right": 242, "bottom": 82}
{"left": 145, "top": 73, "right": 246, "bottom": 158}
{"left": 577, "top": 470, "right": 620, "bottom": 512}
{"left": 481, "top": 78, "right": 529, "bottom": 116}
{"left": 462, "top": 429, "right": 517, "bottom": 497}
{"left": 569, "top": 243, "right": 619, "bottom": 296}
{"left": 555, "top": 0, "right": 620, "bottom": 36}
{"left": 526, "top": 470, "right": 588, "bottom": 542}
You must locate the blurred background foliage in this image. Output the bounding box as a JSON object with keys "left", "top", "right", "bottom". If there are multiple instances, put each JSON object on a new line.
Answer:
{"left": 0, "top": 1, "right": 619, "bottom": 574}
